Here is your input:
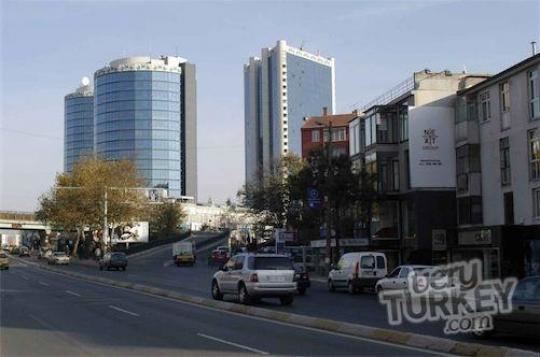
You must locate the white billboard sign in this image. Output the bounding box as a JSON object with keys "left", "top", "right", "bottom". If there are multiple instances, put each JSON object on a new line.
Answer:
{"left": 111, "top": 222, "right": 149, "bottom": 244}
{"left": 408, "top": 106, "right": 456, "bottom": 188}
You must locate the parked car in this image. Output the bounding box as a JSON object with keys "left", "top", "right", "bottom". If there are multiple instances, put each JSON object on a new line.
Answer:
{"left": 99, "top": 252, "right": 128, "bottom": 271}
{"left": 211, "top": 253, "right": 296, "bottom": 305}
{"left": 47, "top": 252, "right": 70, "bottom": 265}
{"left": 472, "top": 275, "right": 540, "bottom": 339}
{"left": 18, "top": 246, "right": 30, "bottom": 257}
{"left": 208, "top": 246, "right": 229, "bottom": 267}
{"left": 328, "top": 252, "right": 387, "bottom": 294}
{"left": 293, "top": 263, "right": 310, "bottom": 295}
{"left": 375, "top": 265, "right": 433, "bottom": 292}
{"left": 0, "top": 252, "right": 9, "bottom": 270}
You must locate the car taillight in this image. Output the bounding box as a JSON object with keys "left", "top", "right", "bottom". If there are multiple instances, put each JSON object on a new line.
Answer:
{"left": 249, "top": 273, "right": 258, "bottom": 282}
{"left": 303, "top": 272, "right": 309, "bottom": 279}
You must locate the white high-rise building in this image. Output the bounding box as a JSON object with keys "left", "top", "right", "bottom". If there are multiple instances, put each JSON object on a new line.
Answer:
{"left": 244, "top": 40, "right": 335, "bottom": 184}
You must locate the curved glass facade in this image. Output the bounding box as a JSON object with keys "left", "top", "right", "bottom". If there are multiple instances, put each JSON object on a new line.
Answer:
{"left": 94, "top": 70, "right": 182, "bottom": 197}
{"left": 64, "top": 92, "right": 94, "bottom": 172}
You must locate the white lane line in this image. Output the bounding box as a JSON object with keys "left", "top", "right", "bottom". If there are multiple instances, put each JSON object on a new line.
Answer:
{"left": 197, "top": 333, "right": 269, "bottom": 355}
{"left": 163, "top": 260, "right": 174, "bottom": 267}
{"left": 108, "top": 305, "right": 140, "bottom": 317}
{"left": 65, "top": 290, "right": 81, "bottom": 297}
{"left": 20, "top": 275, "right": 29, "bottom": 280}
{"left": 38, "top": 281, "right": 49, "bottom": 286}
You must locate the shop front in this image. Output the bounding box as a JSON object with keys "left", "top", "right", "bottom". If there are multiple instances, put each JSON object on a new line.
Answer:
{"left": 452, "top": 228, "right": 501, "bottom": 279}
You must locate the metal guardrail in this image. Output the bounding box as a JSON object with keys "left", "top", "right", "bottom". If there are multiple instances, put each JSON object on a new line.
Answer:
{"left": 361, "top": 76, "right": 414, "bottom": 111}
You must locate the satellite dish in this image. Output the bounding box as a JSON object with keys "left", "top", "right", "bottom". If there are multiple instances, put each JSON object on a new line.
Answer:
{"left": 81, "top": 76, "right": 90, "bottom": 86}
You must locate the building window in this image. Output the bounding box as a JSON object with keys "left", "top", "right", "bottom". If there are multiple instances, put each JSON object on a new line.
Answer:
{"left": 500, "top": 82, "right": 511, "bottom": 129}
{"left": 529, "top": 129, "right": 540, "bottom": 180}
{"left": 392, "top": 160, "right": 400, "bottom": 191}
{"left": 399, "top": 108, "right": 408, "bottom": 141}
{"left": 458, "top": 196, "right": 483, "bottom": 225}
{"left": 467, "top": 97, "right": 478, "bottom": 121}
{"left": 528, "top": 68, "right": 540, "bottom": 119}
{"left": 332, "top": 128, "right": 347, "bottom": 142}
{"left": 534, "top": 188, "right": 540, "bottom": 218}
{"left": 480, "top": 90, "right": 491, "bottom": 122}
{"left": 312, "top": 130, "right": 320, "bottom": 143}
{"left": 500, "top": 137, "right": 511, "bottom": 186}
{"left": 504, "top": 192, "right": 514, "bottom": 225}
{"left": 456, "top": 144, "right": 481, "bottom": 193}
{"left": 500, "top": 82, "right": 510, "bottom": 112}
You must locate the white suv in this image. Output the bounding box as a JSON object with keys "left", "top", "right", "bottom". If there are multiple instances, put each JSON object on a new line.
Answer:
{"left": 211, "top": 254, "right": 296, "bottom": 305}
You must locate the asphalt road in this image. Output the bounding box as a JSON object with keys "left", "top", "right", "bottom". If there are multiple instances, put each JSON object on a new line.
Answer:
{"left": 51, "top": 237, "right": 540, "bottom": 353}
{"left": 0, "top": 259, "right": 441, "bottom": 356}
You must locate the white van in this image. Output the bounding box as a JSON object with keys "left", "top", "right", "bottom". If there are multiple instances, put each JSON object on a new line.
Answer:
{"left": 328, "top": 252, "right": 387, "bottom": 294}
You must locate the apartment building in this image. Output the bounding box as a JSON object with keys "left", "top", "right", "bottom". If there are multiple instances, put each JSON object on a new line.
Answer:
{"left": 349, "top": 71, "right": 486, "bottom": 268}
{"left": 454, "top": 53, "right": 540, "bottom": 278}
{"left": 301, "top": 108, "right": 357, "bottom": 159}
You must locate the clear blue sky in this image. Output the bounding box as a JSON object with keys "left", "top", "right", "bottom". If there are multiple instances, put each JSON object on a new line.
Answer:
{"left": 1, "top": 0, "right": 538, "bottom": 211}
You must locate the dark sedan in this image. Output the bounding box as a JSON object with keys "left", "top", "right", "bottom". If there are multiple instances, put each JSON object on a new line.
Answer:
{"left": 473, "top": 275, "right": 540, "bottom": 339}
{"left": 99, "top": 252, "right": 128, "bottom": 271}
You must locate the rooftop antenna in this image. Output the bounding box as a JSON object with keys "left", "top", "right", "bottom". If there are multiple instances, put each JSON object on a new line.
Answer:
{"left": 531, "top": 41, "right": 537, "bottom": 56}
{"left": 300, "top": 40, "right": 307, "bottom": 51}
{"left": 462, "top": 65, "right": 467, "bottom": 74}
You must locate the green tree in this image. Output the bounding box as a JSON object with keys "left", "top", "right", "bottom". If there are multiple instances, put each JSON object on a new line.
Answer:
{"left": 238, "top": 154, "right": 304, "bottom": 234}
{"left": 36, "top": 158, "right": 146, "bottom": 256}
{"left": 149, "top": 201, "right": 186, "bottom": 239}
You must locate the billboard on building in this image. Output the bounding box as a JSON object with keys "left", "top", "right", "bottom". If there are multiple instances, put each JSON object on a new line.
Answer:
{"left": 408, "top": 105, "right": 456, "bottom": 188}
{"left": 111, "top": 222, "right": 149, "bottom": 244}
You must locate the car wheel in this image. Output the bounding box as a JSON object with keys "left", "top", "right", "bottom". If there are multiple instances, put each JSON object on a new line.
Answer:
{"left": 280, "top": 295, "right": 294, "bottom": 306}
{"left": 298, "top": 287, "right": 306, "bottom": 295}
{"left": 238, "top": 284, "right": 251, "bottom": 305}
{"left": 211, "top": 280, "right": 223, "bottom": 300}
{"left": 328, "top": 279, "right": 336, "bottom": 292}
{"left": 348, "top": 281, "right": 357, "bottom": 295}
{"left": 471, "top": 325, "right": 495, "bottom": 339}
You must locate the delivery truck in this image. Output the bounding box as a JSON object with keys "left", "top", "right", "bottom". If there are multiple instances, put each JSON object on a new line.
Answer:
{"left": 172, "top": 241, "right": 196, "bottom": 266}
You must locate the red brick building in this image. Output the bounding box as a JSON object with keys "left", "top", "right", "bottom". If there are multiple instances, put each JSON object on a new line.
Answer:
{"left": 301, "top": 109, "right": 358, "bottom": 159}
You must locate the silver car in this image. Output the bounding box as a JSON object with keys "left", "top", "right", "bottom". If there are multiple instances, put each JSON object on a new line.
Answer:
{"left": 211, "top": 253, "right": 296, "bottom": 305}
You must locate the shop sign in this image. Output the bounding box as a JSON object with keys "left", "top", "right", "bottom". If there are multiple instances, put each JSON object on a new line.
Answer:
{"left": 432, "top": 229, "right": 447, "bottom": 251}
{"left": 458, "top": 229, "right": 492, "bottom": 245}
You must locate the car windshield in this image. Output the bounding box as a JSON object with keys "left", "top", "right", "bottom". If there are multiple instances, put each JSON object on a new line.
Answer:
{"left": 111, "top": 253, "right": 126, "bottom": 259}
{"left": 251, "top": 257, "right": 293, "bottom": 270}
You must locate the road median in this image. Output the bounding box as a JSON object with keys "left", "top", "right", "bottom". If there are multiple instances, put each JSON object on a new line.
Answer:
{"left": 22, "top": 258, "right": 537, "bottom": 357}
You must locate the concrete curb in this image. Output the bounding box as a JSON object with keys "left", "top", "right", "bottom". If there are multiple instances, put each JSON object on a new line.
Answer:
{"left": 24, "top": 259, "right": 537, "bottom": 357}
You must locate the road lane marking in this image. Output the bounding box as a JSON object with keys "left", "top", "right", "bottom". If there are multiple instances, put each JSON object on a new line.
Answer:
{"left": 38, "top": 281, "right": 49, "bottom": 286}
{"left": 31, "top": 259, "right": 451, "bottom": 356}
{"left": 197, "top": 333, "right": 269, "bottom": 355}
{"left": 65, "top": 290, "right": 81, "bottom": 297}
{"left": 108, "top": 305, "right": 140, "bottom": 317}
{"left": 163, "top": 260, "right": 174, "bottom": 267}
{"left": 20, "top": 274, "right": 29, "bottom": 280}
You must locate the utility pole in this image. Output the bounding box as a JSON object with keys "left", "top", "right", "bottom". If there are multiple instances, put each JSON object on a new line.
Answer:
{"left": 103, "top": 188, "right": 108, "bottom": 253}
{"left": 325, "top": 120, "right": 333, "bottom": 269}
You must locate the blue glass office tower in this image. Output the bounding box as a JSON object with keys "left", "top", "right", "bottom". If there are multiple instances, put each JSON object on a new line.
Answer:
{"left": 64, "top": 81, "right": 94, "bottom": 172}
{"left": 244, "top": 40, "right": 335, "bottom": 184}
{"left": 92, "top": 56, "right": 197, "bottom": 199}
